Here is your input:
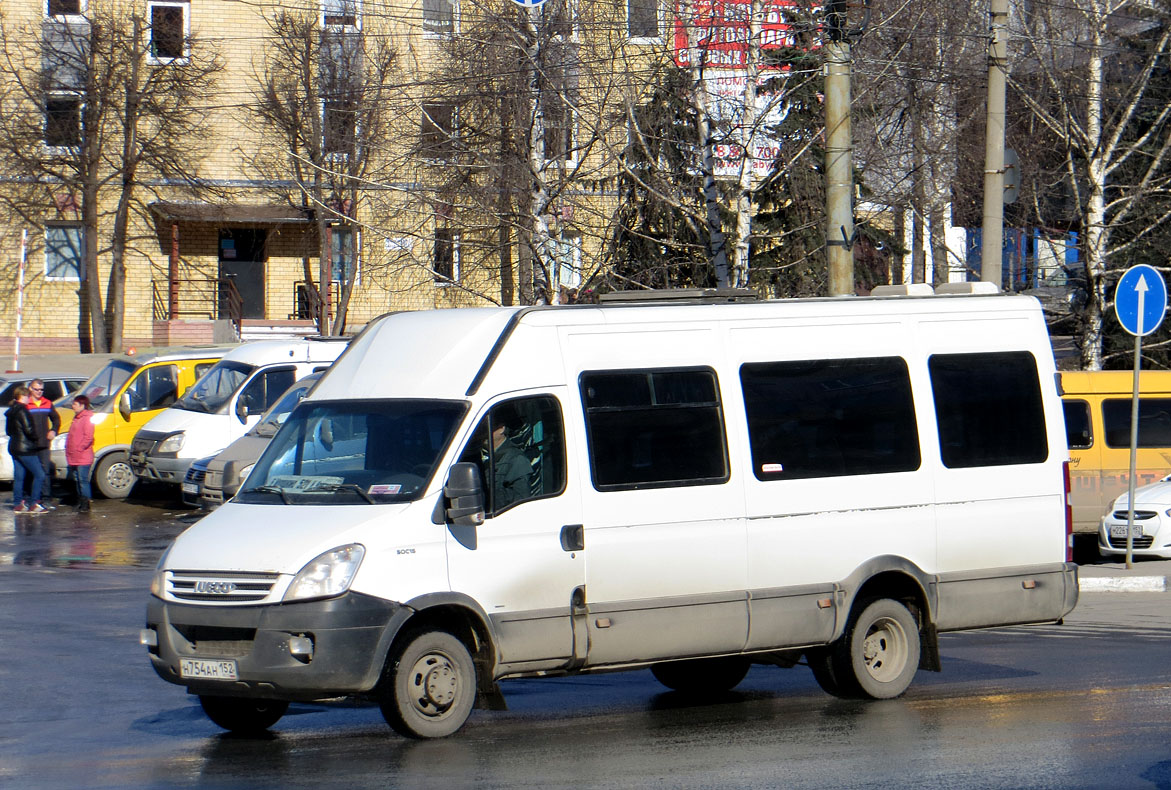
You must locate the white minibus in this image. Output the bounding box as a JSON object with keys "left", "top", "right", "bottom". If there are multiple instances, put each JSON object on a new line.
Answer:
{"left": 128, "top": 338, "right": 347, "bottom": 489}
{"left": 143, "top": 289, "right": 1078, "bottom": 738}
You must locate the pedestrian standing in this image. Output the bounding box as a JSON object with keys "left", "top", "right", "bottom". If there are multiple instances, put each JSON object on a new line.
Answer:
{"left": 7, "top": 386, "right": 47, "bottom": 514}
{"left": 65, "top": 394, "right": 94, "bottom": 513}
{"left": 26, "top": 378, "right": 60, "bottom": 508}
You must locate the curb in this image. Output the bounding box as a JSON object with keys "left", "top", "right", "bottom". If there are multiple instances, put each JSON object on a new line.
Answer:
{"left": 1079, "top": 576, "right": 1168, "bottom": 593}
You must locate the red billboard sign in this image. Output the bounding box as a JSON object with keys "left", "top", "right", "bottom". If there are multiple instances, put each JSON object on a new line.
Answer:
{"left": 673, "top": 0, "right": 814, "bottom": 69}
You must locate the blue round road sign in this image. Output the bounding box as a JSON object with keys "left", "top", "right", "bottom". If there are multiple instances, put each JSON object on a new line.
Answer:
{"left": 1115, "top": 264, "right": 1168, "bottom": 337}
{"left": 510, "top": 0, "right": 548, "bottom": 6}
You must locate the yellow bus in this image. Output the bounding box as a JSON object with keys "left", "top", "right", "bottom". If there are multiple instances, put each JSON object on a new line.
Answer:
{"left": 1060, "top": 370, "right": 1171, "bottom": 533}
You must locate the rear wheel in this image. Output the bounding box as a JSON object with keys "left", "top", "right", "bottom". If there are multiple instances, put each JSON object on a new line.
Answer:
{"left": 650, "top": 656, "right": 750, "bottom": 694}
{"left": 380, "top": 630, "right": 477, "bottom": 739}
{"left": 94, "top": 452, "right": 135, "bottom": 499}
{"left": 199, "top": 696, "right": 288, "bottom": 734}
{"left": 812, "top": 598, "right": 921, "bottom": 700}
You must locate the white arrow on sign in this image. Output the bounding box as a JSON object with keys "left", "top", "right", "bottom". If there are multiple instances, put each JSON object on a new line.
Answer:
{"left": 1136, "top": 274, "right": 1149, "bottom": 336}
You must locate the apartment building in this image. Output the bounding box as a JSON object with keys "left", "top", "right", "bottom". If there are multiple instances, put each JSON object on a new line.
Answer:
{"left": 0, "top": 0, "right": 662, "bottom": 352}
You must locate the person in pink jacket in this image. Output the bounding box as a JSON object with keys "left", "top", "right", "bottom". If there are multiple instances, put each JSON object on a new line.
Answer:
{"left": 65, "top": 395, "right": 95, "bottom": 513}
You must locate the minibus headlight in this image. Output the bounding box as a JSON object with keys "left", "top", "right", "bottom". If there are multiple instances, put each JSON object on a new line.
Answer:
{"left": 150, "top": 543, "right": 173, "bottom": 599}
{"left": 236, "top": 463, "right": 255, "bottom": 485}
{"left": 284, "top": 544, "right": 365, "bottom": 602}
{"left": 159, "top": 432, "right": 185, "bottom": 453}
{"left": 50, "top": 434, "right": 67, "bottom": 451}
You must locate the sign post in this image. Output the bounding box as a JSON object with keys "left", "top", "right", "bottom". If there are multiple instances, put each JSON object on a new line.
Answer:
{"left": 1114, "top": 264, "right": 1168, "bottom": 568}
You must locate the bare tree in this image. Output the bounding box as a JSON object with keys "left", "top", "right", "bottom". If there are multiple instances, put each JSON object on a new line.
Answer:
{"left": 241, "top": 3, "right": 399, "bottom": 334}
{"left": 1011, "top": 0, "right": 1171, "bottom": 369}
{"left": 0, "top": 1, "right": 223, "bottom": 352}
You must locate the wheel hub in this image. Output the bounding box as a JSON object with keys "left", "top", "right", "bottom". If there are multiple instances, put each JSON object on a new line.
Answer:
{"left": 408, "top": 654, "right": 459, "bottom": 715}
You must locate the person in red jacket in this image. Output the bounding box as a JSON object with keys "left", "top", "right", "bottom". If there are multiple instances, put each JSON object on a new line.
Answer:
{"left": 27, "top": 378, "right": 60, "bottom": 507}
{"left": 65, "top": 395, "right": 95, "bottom": 513}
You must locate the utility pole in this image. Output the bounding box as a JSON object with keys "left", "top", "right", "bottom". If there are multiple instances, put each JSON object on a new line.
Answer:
{"left": 980, "top": 0, "right": 1009, "bottom": 286}
{"left": 824, "top": 0, "right": 854, "bottom": 296}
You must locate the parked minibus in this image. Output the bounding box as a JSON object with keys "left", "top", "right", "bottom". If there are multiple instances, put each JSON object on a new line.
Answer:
{"left": 51, "top": 348, "right": 233, "bottom": 498}
{"left": 128, "top": 338, "right": 346, "bottom": 489}
{"left": 143, "top": 288, "right": 1077, "bottom": 739}
{"left": 1060, "top": 370, "right": 1171, "bottom": 534}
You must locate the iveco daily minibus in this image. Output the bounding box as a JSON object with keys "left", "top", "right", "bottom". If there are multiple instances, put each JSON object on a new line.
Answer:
{"left": 143, "top": 287, "right": 1078, "bottom": 739}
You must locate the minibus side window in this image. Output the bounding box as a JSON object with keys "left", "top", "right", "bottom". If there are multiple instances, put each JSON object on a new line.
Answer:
{"left": 457, "top": 396, "right": 566, "bottom": 516}
{"left": 1062, "top": 400, "right": 1093, "bottom": 449}
{"left": 580, "top": 367, "right": 729, "bottom": 491}
{"left": 929, "top": 351, "right": 1048, "bottom": 468}
{"left": 1102, "top": 398, "right": 1171, "bottom": 448}
{"left": 740, "top": 357, "right": 920, "bottom": 480}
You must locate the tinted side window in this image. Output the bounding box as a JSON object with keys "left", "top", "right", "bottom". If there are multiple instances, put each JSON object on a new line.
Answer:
{"left": 194, "top": 362, "right": 217, "bottom": 380}
{"left": 457, "top": 396, "right": 566, "bottom": 516}
{"left": 581, "top": 368, "right": 728, "bottom": 490}
{"left": 42, "top": 381, "right": 65, "bottom": 401}
{"left": 1063, "top": 400, "right": 1093, "bottom": 449}
{"left": 126, "top": 365, "right": 178, "bottom": 411}
{"left": 240, "top": 368, "right": 297, "bottom": 414}
{"left": 929, "top": 352, "right": 1048, "bottom": 468}
{"left": 740, "top": 357, "right": 920, "bottom": 480}
{"left": 1102, "top": 398, "right": 1171, "bottom": 448}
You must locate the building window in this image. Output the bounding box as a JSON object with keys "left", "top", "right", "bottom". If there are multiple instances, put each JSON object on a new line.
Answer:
{"left": 147, "top": 1, "right": 188, "bottom": 62}
{"left": 47, "top": 0, "right": 83, "bottom": 17}
{"left": 330, "top": 225, "right": 356, "bottom": 283}
{"left": 740, "top": 357, "right": 920, "bottom": 480}
{"left": 434, "top": 227, "right": 459, "bottom": 284}
{"left": 552, "top": 232, "right": 581, "bottom": 290}
{"left": 44, "top": 94, "right": 81, "bottom": 149}
{"left": 543, "top": 93, "right": 574, "bottom": 162}
{"left": 322, "top": 0, "right": 360, "bottom": 28}
{"left": 46, "top": 224, "right": 84, "bottom": 281}
{"left": 627, "top": 0, "right": 659, "bottom": 39}
{"left": 323, "top": 100, "right": 356, "bottom": 156}
{"left": 423, "top": 0, "right": 455, "bottom": 36}
{"left": 581, "top": 367, "right": 729, "bottom": 490}
{"left": 420, "top": 102, "right": 456, "bottom": 160}
{"left": 929, "top": 351, "right": 1048, "bottom": 468}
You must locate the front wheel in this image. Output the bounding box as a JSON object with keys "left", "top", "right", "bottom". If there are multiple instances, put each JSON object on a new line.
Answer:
{"left": 199, "top": 696, "right": 288, "bottom": 734}
{"left": 814, "top": 598, "right": 921, "bottom": 700}
{"left": 650, "top": 657, "right": 750, "bottom": 694}
{"left": 94, "top": 452, "right": 136, "bottom": 499}
{"left": 380, "top": 630, "right": 477, "bottom": 739}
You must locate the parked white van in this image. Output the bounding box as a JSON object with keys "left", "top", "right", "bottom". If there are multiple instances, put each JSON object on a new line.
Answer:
{"left": 143, "top": 289, "right": 1078, "bottom": 739}
{"left": 128, "top": 338, "right": 347, "bottom": 488}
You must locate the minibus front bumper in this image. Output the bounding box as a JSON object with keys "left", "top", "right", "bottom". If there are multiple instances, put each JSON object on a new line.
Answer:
{"left": 144, "top": 592, "right": 412, "bottom": 701}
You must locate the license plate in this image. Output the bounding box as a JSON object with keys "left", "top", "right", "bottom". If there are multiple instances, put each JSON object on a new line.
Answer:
{"left": 179, "top": 658, "right": 238, "bottom": 680}
{"left": 181, "top": 482, "right": 199, "bottom": 494}
{"left": 1110, "top": 524, "right": 1144, "bottom": 539}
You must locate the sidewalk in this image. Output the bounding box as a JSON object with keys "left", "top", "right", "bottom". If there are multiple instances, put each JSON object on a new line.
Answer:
{"left": 4, "top": 351, "right": 123, "bottom": 377}
{"left": 1078, "top": 557, "right": 1171, "bottom": 592}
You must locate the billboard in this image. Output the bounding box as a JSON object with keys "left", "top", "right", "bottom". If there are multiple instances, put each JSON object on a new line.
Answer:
{"left": 673, "top": 0, "right": 814, "bottom": 69}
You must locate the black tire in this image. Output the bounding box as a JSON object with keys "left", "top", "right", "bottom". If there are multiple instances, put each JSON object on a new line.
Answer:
{"left": 650, "top": 656, "right": 750, "bottom": 694}
{"left": 94, "top": 452, "right": 135, "bottom": 499}
{"left": 199, "top": 696, "right": 288, "bottom": 734}
{"left": 380, "top": 630, "right": 477, "bottom": 739}
{"left": 817, "top": 598, "right": 920, "bottom": 700}
{"left": 806, "top": 648, "right": 848, "bottom": 698}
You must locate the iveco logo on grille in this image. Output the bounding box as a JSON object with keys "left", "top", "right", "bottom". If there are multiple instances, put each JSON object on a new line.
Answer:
{"left": 194, "top": 581, "right": 238, "bottom": 595}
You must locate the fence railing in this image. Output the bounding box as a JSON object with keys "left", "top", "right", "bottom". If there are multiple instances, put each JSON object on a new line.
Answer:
{"left": 152, "top": 278, "right": 243, "bottom": 332}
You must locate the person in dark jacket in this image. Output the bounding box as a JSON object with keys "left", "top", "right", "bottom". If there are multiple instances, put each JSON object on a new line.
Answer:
{"left": 7, "top": 386, "right": 47, "bottom": 514}
{"left": 26, "top": 378, "right": 60, "bottom": 506}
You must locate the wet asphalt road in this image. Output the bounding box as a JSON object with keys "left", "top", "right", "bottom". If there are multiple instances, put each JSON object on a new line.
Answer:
{"left": 4, "top": 493, "right": 1171, "bottom": 790}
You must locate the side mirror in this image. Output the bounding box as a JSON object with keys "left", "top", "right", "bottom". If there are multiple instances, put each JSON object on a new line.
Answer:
{"left": 444, "top": 462, "right": 485, "bottom": 529}
{"left": 235, "top": 397, "right": 249, "bottom": 425}
{"left": 118, "top": 393, "right": 131, "bottom": 421}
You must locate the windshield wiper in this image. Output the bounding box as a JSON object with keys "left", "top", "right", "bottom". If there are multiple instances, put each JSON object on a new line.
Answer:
{"left": 318, "top": 483, "right": 376, "bottom": 504}
{"left": 241, "top": 485, "right": 291, "bottom": 504}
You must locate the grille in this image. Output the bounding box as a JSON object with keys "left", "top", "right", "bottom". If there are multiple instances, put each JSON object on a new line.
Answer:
{"left": 168, "top": 570, "right": 279, "bottom": 603}
{"left": 203, "top": 469, "right": 222, "bottom": 489}
{"left": 132, "top": 437, "right": 156, "bottom": 454}
{"left": 1112, "top": 510, "right": 1157, "bottom": 521}
{"left": 1108, "top": 535, "right": 1155, "bottom": 549}
{"left": 185, "top": 467, "right": 206, "bottom": 486}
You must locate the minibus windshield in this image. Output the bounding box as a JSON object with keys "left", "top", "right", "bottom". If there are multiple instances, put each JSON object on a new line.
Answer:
{"left": 176, "top": 361, "right": 255, "bottom": 414}
{"left": 235, "top": 399, "right": 467, "bottom": 505}
{"left": 60, "top": 360, "right": 136, "bottom": 410}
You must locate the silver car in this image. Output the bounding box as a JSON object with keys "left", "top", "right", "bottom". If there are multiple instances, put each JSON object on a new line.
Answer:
{"left": 1100, "top": 474, "right": 1171, "bottom": 559}
{"left": 0, "top": 373, "right": 88, "bottom": 481}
